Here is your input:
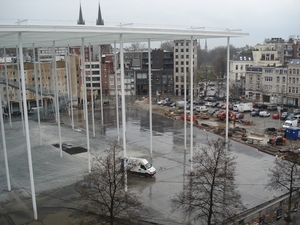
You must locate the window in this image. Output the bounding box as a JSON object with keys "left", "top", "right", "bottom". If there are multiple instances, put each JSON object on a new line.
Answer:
{"left": 264, "top": 77, "right": 272, "bottom": 82}
{"left": 282, "top": 77, "right": 286, "bottom": 83}
{"left": 276, "top": 77, "right": 280, "bottom": 83}
{"left": 240, "top": 65, "right": 243, "bottom": 70}
{"left": 236, "top": 65, "right": 238, "bottom": 70}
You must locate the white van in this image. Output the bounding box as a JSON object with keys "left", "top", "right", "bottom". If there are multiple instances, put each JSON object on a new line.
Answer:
{"left": 122, "top": 157, "right": 156, "bottom": 177}
{"left": 282, "top": 120, "right": 298, "bottom": 128}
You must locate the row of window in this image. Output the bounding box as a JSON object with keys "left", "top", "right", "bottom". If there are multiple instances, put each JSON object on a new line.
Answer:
{"left": 289, "top": 69, "right": 300, "bottom": 75}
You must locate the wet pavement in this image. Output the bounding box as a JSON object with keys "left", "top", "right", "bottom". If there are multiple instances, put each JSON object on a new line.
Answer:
{"left": 0, "top": 100, "right": 283, "bottom": 224}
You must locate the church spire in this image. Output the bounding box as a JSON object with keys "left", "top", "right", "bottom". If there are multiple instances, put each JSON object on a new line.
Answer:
{"left": 77, "top": 3, "right": 85, "bottom": 25}
{"left": 96, "top": 2, "right": 104, "bottom": 25}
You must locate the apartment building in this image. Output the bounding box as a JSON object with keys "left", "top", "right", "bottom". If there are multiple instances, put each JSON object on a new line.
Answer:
{"left": 286, "top": 59, "right": 300, "bottom": 106}
{"left": 36, "top": 47, "right": 67, "bottom": 62}
{"left": 173, "top": 40, "right": 197, "bottom": 96}
{"left": 0, "top": 60, "right": 72, "bottom": 112}
{"left": 229, "top": 54, "right": 253, "bottom": 96}
{"left": 252, "top": 42, "right": 282, "bottom": 67}
{"left": 133, "top": 49, "right": 174, "bottom": 95}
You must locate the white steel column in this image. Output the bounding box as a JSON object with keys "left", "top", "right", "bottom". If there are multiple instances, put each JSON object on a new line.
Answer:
{"left": 184, "top": 40, "right": 187, "bottom": 152}
{"left": 120, "top": 34, "right": 127, "bottom": 192}
{"left": 16, "top": 46, "right": 25, "bottom": 136}
{"left": 18, "top": 32, "right": 38, "bottom": 220}
{"left": 52, "top": 42, "right": 62, "bottom": 157}
{"left": 148, "top": 39, "right": 153, "bottom": 158}
{"left": 67, "top": 46, "right": 74, "bottom": 129}
{"left": 225, "top": 37, "right": 230, "bottom": 145}
{"left": 82, "top": 38, "right": 91, "bottom": 173}
{"left": 32, "top": 44, "right": 42, "bottom": 146}
{"left": 89, "top": 44, "right": 95, "bottom": 137}
{"left": 114, "top": 41, "right": 120, "bottom": 142}
{"left": 65, "top": 48, "right": 70, "bottom": 117}
{"left": 37, "top": 49, "right": 43, "bottom": 111}
{"left": 189, "top": 36, "right": 194, "bottom": 171}
{"left": 0, "top": 93, "right": 11, "bottom": 191}
{"left": 99, "top": 46, "right": 104, "bottom": 125}
{"left": 4, "top": 48, "right": 12, "bottom": 128}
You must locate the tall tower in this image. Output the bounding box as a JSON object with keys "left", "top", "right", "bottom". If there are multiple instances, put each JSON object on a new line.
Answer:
{"left": 205, "top": 39, "right": 208, "bottom": 52}
{"left": 77, "top": 3, "right": 85, "bottom": 25}
{"left": 96, "top": 3, "right": 104, "bottom": 25}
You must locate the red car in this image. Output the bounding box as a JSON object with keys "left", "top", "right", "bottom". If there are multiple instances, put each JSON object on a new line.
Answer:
{"left": 272, "top": 113, "right": 280, "bottom": 119}
{"left": 234, "top": 112, "right": 244, "bottom": 120}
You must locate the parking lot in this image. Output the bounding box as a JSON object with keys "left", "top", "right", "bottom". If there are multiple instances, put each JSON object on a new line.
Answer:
{"left": 0, "top": 97, "right": 298, "bottom": 224}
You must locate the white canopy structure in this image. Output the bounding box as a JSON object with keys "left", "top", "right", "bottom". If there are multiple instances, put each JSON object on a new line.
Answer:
{"left": 0, "top": 23, "right": 248, "bottom": 220}
{"left": 0, "top": 24, "right": 248, "bottom": 48}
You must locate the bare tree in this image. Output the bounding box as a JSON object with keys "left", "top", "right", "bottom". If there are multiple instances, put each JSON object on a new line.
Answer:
{"left": 74, "top": 141, "right": 144, "bottom": 225}
{"left": 171, "top": 138, "right": 244, "bottom": 225}
{"left": 267, "top": 152, "right": 300, "bottom": 222}
{"left": 197, "top": 63, "right": 214, "bottom": 97}
{"left": 160, "top": 41, "right": 174, "bottom": 51}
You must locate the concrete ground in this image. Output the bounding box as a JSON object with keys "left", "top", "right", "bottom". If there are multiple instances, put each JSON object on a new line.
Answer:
{"left": 0, "top": 101, "right": 299, "bottom": 224}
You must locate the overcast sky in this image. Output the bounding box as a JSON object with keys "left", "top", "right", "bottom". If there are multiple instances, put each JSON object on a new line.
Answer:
{"left": 0, "top": 0, "right": 299, "bottom": 50}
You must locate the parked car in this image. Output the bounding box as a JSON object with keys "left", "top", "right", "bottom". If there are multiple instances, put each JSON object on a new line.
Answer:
{"left": 286, "top": 113, "right": 295, "bottom": 120}
{"left": 211, "top": 102, "right": 220, "bottom": 107}
{"left": 293, "top": 108, "right": 300, "bottom": 114}
{"left": 233, "top": 112, "right": 244, "bottom": 120}
{"left": 157, "top": 100, "right": 167, "bottom": 105}
{"left": 205, "top": 102, "right": 212, "bottom": 107}
{"left": 169, "top": 102, "right": 176, "bottom": 107}
{"left": 209, "top": 108, "right": 220, "bottom": 115}
{"left": 217, "top": 110, "right": 235, "bottom": 120}
{"left": 254, "top": 103, "right": 268, "bottom": 109}
{"left": 193, "top": 99, "right": 205, "bottom": 105}
{"left": 259, "top": 111, "right": 270, "bottom": 117}
{"left": 195, "top": 106, "right": 208, "bottom": 112}
{"left": 272, "top": 113, "right": 280, "bottom": 119}
{"left": 267, "top": 105, "right": 278, "bottom": 111}
{"left": 205, "top": 97, "right": 217, "bottom": 102}
{"left": 280, "top": 112, "right": 289, "bottom": 120}
{"left": 164, "top": 101, "right": 174, "bottom": 107}
{"left": 292, "top": 115, "right": 300, "bottom": 123}
{"left": 251, "top": 108, "right": 261, "bottom": 117}
{"left": 221, "top": 105, "right": 226, "bottom": 109}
